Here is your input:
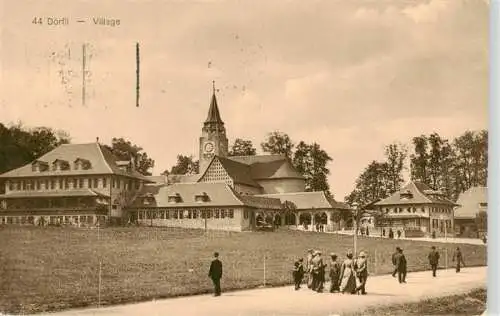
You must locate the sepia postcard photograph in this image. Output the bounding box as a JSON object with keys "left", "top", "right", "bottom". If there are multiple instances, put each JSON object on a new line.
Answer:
{"left": 0, "top": 0, "right": 492, "bottom": 315}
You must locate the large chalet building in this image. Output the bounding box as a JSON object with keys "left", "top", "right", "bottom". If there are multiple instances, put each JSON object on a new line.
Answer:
{"left": 0, "top": 143, "right": 151, "bottom": 226}
{"left": 372, "top": 181, "right": 458, "bottom": 237}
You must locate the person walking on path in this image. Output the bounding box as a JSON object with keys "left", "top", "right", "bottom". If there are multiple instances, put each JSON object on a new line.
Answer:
{"left": 329, "top": 253, "right": 341, "bottom": 293}
{"left": 391, "top": 247, "right": 401, "bottom": 277}
{"left": 311, "top": 251, "right": 325, "bottom": 292}
{"left": 292, "top": 258, "right": 305, "bottom": 290}
{"left": 428, "top": 246, "right": 440, "bottom": 277}
{"left": 452, "top": 247, "right": 466, "bottom": 273}
{"left": 339, "top": 250, "right": 356, "bottom": 294}
{"left": 208, "top": 252, "right": 223, "bottom": 296}
{"left": 354, "top": 251, "right": 368, "bottom": 295}
{"left": 306, "top": 249, "right": 314, "bottom": 289}
{"left": 396, "top": 248, "right": 407, "bottom": 283}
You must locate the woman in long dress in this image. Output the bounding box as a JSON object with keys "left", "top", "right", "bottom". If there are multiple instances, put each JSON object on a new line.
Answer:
{"left": 339, "top": 250, "right": 356, "bottom": 294}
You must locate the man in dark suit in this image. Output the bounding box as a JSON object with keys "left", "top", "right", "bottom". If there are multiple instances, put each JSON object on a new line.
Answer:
{"left": 452, "top": 247, "right": 466, "bottom": 273}
{"left": 396, "top": 248, "right": 407, "bottom": 283}
{"left": 208, "top": 252, "right": 223, "bottom": 296}
{"left": 428, "top": 246, "right": 440, "bottom": 277}
{"left": 391, "top": 247, "right": 401, "bottom": 277}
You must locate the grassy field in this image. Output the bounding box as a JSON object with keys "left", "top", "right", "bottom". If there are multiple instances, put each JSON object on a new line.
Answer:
{"left": 347, "top": 287, "right": 487, "bottom": 315}
{"left": 0, "top": 226, "right": 488, "bottom": 314}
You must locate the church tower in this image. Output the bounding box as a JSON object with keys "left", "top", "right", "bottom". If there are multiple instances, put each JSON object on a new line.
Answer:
{"left": 199, "top": 82, "right": 229, "bottom": 172}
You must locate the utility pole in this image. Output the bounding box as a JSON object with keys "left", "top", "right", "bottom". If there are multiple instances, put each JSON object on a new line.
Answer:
{"left": 352, "top": 202, "right": 359, "bottom": 256}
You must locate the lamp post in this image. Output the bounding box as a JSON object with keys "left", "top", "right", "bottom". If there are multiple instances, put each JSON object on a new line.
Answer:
{"left": 352, "top": 202, "right": 359, "bottom": 256}
{"left": 440, "top": 214, "right": 448, "bottom": 269}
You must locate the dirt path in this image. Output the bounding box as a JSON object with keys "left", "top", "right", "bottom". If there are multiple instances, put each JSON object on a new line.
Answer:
{"left": 41, "top": 267, "right": 487, "bottom": 316}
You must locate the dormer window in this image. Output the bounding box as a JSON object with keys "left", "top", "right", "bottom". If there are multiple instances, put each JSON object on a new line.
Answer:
{"left": 74, "top": 158, "right": 92, "bottom": 170}
{"left": 195, "top": 192, "right": 210, "bottom": 203}
{"left": 32, "top": 160, "right": 49, "bottom": 172}
{"left": 400, "top": 190, "right": 413, "bottom": 200}
{"left": 52, "top": 159, "right": 70, "bottom": 171}
{"left": 168, "top": 193, "right": 182, "bottom": 203}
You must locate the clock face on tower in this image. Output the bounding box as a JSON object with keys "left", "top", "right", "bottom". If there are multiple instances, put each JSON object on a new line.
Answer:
{"left": 204, "top": 142, "right": 215, "bottom": 153}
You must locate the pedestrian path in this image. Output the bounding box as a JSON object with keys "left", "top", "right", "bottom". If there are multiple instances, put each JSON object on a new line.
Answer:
{"left": 40, "top": 267, "right": 487, "bottom": 316}
{"left": 334, "top": 230, "right": 486, "bottom": 245}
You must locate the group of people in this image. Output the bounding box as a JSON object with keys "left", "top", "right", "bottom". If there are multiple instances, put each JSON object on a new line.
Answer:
{"left": 207, "top": 245, "right": 467, "bottom": 298}
{"left": 382, "top": 228, "right": 402, "bottom": 239}
{"left": 293, "top": 249, "right": 368, "bottom": 295}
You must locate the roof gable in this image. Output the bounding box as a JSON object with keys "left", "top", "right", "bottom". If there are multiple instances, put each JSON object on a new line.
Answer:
{"left": 199, "top": 156, "right": 261, "bottom": 188}
{"left": 455, "top": 186, "right": 488, "bottom": 219}
{"left": 0, "top": 143, "right": 151, "bottom": 181}
{"left": 228, "top": 155, "right": 304, "bottom": 180}
{"left": 374, "top": 181, "right": 456, "bottom": 206}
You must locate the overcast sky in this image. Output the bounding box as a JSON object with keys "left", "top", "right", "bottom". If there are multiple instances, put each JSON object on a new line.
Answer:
{"left": 0, "top": 0, "right": 488, "bottom": 200}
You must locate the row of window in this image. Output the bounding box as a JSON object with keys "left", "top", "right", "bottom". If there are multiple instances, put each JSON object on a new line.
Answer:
{"left": 383, "top": 206, "right": 452, "bottom": 214}
{"left": 7, "top": 177, "right": 141, "bottom": 191}
{"left": 431, "top": 219, "right": 452, "bottom": 229}
{"left": 0, "top": 215, "right": 106, "bottom": 225}
{"left": 136, "top": 209, "right": 236, "bottom": 220}
{"left": 32, "top": 159, "right": 92, "bottom": 172}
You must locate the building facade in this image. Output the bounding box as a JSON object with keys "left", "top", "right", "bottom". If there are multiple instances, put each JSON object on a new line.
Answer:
{"left": 127, "top": 87, "right": 350, "bottom": 231}
{"left": 454, "top": 186, "right": 487, "bottom": 238}
{"left": 0, "top": 143, "right": 151, "bottom": 226}
{"left": 0, "top": 86, "right": 350, "bottom": 231}
{"left": 373, "top": 181, "right": 457, "bottom": 238}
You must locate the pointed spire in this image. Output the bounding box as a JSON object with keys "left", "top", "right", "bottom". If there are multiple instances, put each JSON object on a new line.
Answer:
{"left": 205, "top": 80, "right": 223, "bottom": 124}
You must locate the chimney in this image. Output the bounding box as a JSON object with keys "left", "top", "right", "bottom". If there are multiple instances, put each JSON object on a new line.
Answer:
{"left": 96, "top": 137, "right": 99, "bottom": 143}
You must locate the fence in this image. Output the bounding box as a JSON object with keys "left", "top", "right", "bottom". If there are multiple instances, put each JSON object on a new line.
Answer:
{"left": 0, "top": 225, "right": 488, "bottom": 315}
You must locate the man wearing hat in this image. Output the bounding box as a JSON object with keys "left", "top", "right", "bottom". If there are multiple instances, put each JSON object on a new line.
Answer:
{"left": 311, "top": 250, "right": 325, "bottom": 292}
{"left": 395, "top": 248, "right": 407, "bottom": 283}
{"left": 354, "top": 251, "right": 368, "bottom": 295}
{"left": 428, "top": 246, "right": 440, "bottom": 277}
{"left": 306, "top": 249, "right": 314, "bottom": 289}
{"left": 292, "top": 258, "right": 305, "bottom": 290}
{"left": 391, "top": 247, "right": 401, "bottom": 278}
{"left": 208, "top": 252, "right": 223, "bottom": 296}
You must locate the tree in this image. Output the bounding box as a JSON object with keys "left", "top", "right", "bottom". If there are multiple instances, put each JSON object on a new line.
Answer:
{"left": 292, "top": 141, "right": 332, "bottom": 193}
{"left": 0, "top": 123, "right": 71, "bottom": 174}
{"left": 261, "top": 131, "right": 294, "bottom": 159}
{"left": 384, "top": 143, "right": 407, "bottom": 194}
{"left": 344, "top": 161, "right": 390, "bottom": 206}
{"left": 410, "top": 135, "right": 430, "bottom": 184}
{"left": 104, "top": 138, "right": 155, "bottom": 176}
{"left": 228, "top": 138, "right": 257, "bottom": 156}
{"left": 164, "top": 155, "right": 199, "bottom": 175}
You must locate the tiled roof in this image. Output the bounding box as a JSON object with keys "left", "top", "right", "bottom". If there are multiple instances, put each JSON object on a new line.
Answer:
{"left": 228, "top": 155, "right": 305, "bottom": 180}
{"left": 454, "top": 186, "right": 488, "bottom": 219}
{"left": 130, "top": 182, "right": 281, "bottom": 209}
{"left": 0, "top": 189, "right": 109, "bottom": 198}
{"left": 256, "top": 191, "right": 350, "bottom": 210}
{"left": 216, "top": 157, "right": 261, "bottom": 187}
{"left": 235, "top": 193, "right": 282, "bottom": 210}
{"left": 374, "top": 181, "right": 457, "bottom": 206}
{"left": 0, "top": 143, "right": 151, "bottom": 182}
